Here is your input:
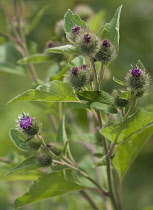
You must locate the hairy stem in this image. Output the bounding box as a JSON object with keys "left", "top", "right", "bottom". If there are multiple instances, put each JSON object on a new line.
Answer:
{"left": 90, "top": 58, "right": 99, "bottom": 90}
{"left": 90, "top": 59, "right": 118, "bottom": 210}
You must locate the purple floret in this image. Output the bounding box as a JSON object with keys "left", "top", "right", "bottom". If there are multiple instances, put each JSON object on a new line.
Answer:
{"left": 131, "top": 68, "right": 142, "bottom": 77}
{"left": 80, "top": 64, "right": 87, "bottom": 69}
{"left": 19, "top": 116, "right": 32, "bottom": 129}
{"left": 83, "top": 34, "right": 91, "bottom": 43}
{"left": 102, "top": 40, "right": 111, "bottom": 47}
{"left": 71, "top": 67, "right": 79, "bottom": 75}
{"left": 71, "top": 25, "right": 81, "bottom": 33}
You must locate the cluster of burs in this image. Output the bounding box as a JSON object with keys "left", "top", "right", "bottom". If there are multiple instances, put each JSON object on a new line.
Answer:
{"left": 17, "top": 113, "right": 63, "bottom": 167}
{"left": 67, "top": 25, "right": 116, "bottom": 91}
{"left": 67, "top": 25, "right": 150, "bottom": 108}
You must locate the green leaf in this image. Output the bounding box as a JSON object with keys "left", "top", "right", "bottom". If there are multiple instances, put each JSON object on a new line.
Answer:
{"left": 17, "top": 54, "right": 52, "bottom": 64}
{"left": 118, "top": 90, "right": 130, "bottom": 100}
{"left": 87, "top": 10, "right": 105, "bottom": 33}
{"left": 66, "top": 102, "right": 88, "bottom": 110}
{"left": 7, "top": 81, "right": 79, "bottom": 104}
{"left": 100, "top": 108, "right": 153, "bottom": 144}
{"left": 49, "top": 65, "right": 67, "bottom": 82}
{"left": 113, "top": 76, "right": 125, "bottom": 86}
{"left": 9, "top": 129, "right": 29, "bottom": 151}
{"left": 45, "top": 45, "right": 79, "bottom": 55}
{"left": 93, "top": 156, "right": 106, "bottom": 167}
{"left": 56, "top": 116, "right": 67, "bottom": 143}
{"left": 7, "top": 156, "right": 38, "bottom": 175}
{"left": 14, "top": 170, "right": 84, "bottom": 209}
{"left": 97, "top": 5, "right": 122, "bottom": 51}
{"left": 64, "top": 9, "right": 87, "bottom": 33}
{"left": 137, "top": 60, "right": 146, "bottom": 71}
{"left": 25, "top": 5, "right": 51, "bottom": 34}
{"left": 69, "top": 56, "right": 85, "bottom": 67}
{"left": 78, "top": 91, "right": 117, "bottom": 114}
{"left": 113, "top": 118, "right": 153, "bottom": 178}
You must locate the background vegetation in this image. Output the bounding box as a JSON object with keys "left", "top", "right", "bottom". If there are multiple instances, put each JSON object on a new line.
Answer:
{"left": 0, "top": 0, "right": 153, "bottom": 209}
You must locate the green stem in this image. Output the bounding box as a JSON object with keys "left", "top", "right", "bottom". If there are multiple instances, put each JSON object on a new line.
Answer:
{"left": 80, "top": 190, "right": 101, "bottom": 210}
{"left": 90, "top": 58, "right": 99, "bottom": 91}
{"left": 99, "top": 63, "right": 106, "bottom": 85}
{"left": 12, "top": 0, "right": 38, "bottom": 83}
{"left": 113, "top": 169, "right": 123, "bottom": 210}
{"left": 97, "top": 111, "right": 118, "bottom": 210}
{"left": 90, "top": 58, "right": 118, "bottom": 209}
{"left": 124, "top": 92, "right": 137, "bottom": 119}
{"left": 0, "top": 157, "right": 12, "bottom": 164}
{"left": 37, "top": 134, "right": 108, "bottom": 196}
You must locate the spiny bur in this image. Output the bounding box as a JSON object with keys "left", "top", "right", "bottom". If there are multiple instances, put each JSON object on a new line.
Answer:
{"left": 75, "top": 31, "right": 101, "bottom": 57}
{"left": 68, "top": 64, "right": 94, "bottom": 91}
{"left": 94, "top": 39, "right": 116, "bottom": 63}
{"left": 125, "top": 66, "right": 150, "bottom": 97}
{"left": 36, "top": 152, "right": 52, "bottom": 167}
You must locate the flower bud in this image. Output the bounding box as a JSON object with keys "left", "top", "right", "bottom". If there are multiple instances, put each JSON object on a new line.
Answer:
{"left": 68, "top": 64, "right": 94, "bottom": 90}
{"left": 94, "top": 39, "right": 116, "bottom": 63}
{"left": 68, "top": 25, "right": 82, "bottom": 42}
{"left": 49, "top": 142, "right": 64, "bottom": 156}
{"left": 36, "top": 152, "right": 52, "bottom": 167}
{"left": 26, "top": 136, "right": 42, "bottom": 151}
{"left": 17, "top": 113, "right": 42, "bottom": 138}
{"left": 125, "top": 67, "right": 150, "bottom": 97}
{"left": 113, "top": 90, "right": 129, "bottom": 108}
{"left": 75, "top": 32, "right": 101, "bottom": 57}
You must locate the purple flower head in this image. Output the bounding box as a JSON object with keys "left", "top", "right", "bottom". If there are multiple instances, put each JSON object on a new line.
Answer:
{"left": 80, "top": 64, "right": 87, "bottom": 69}
{"left": 102, "top": 40, "right": 111, "bottom": 48}
{"left": 71, "top": 25, "right": 81, "bottom": 33}
{"left": 130, "top": 68, "right": 142, "bottom": 78}
{"left": 47, "top": 41, "right": 54, "bottom": 48}
{"left": 83, "top": 33, "right": 91, "bottom": 43}
{"left": 19, "top": 115, "right": 32, "bottom": 129}
{"left": 71, "top": 67, "right": 79, "bottom": 75}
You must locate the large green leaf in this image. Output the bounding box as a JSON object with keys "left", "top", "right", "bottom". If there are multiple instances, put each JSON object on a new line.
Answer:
{"left": 45, "top": 45, "right": 79, "bottom": 55}
{"left": 17, "top": 54, "right": 52, "bottom": 64}
{"left": 78, "top": 91, "right": 117, "bottom": 114}
{"left": 113, "top": 120, "right": 153, "bottom": 178}
{"left": 100, "top": 108, "right": 153, "bottom": 144}
{"left": 7, "top": 156, "right": 38, "bottom": 175}
{"left": 9, "top": 129, "right": 29, "bottom": 151}
{"left": 97, "top": 5, "right": 122, "bottom": 51}
{"left": 7, "top": 81, "right": 79, "bottom": 104}
{"left": 64, "top": 9, "right": 87, "bottom": 33}
{"left": 14, "top": 169, "right": 84, "bottom": 209}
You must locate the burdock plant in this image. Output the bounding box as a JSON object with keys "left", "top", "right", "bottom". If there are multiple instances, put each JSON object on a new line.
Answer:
{"left": 5, "top": 3, "right": 153, "bottom": 210}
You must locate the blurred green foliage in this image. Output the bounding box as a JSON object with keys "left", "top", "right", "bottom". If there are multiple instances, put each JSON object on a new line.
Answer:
{"left": 0, "top": 0, "right": 153, "bottom": 210}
